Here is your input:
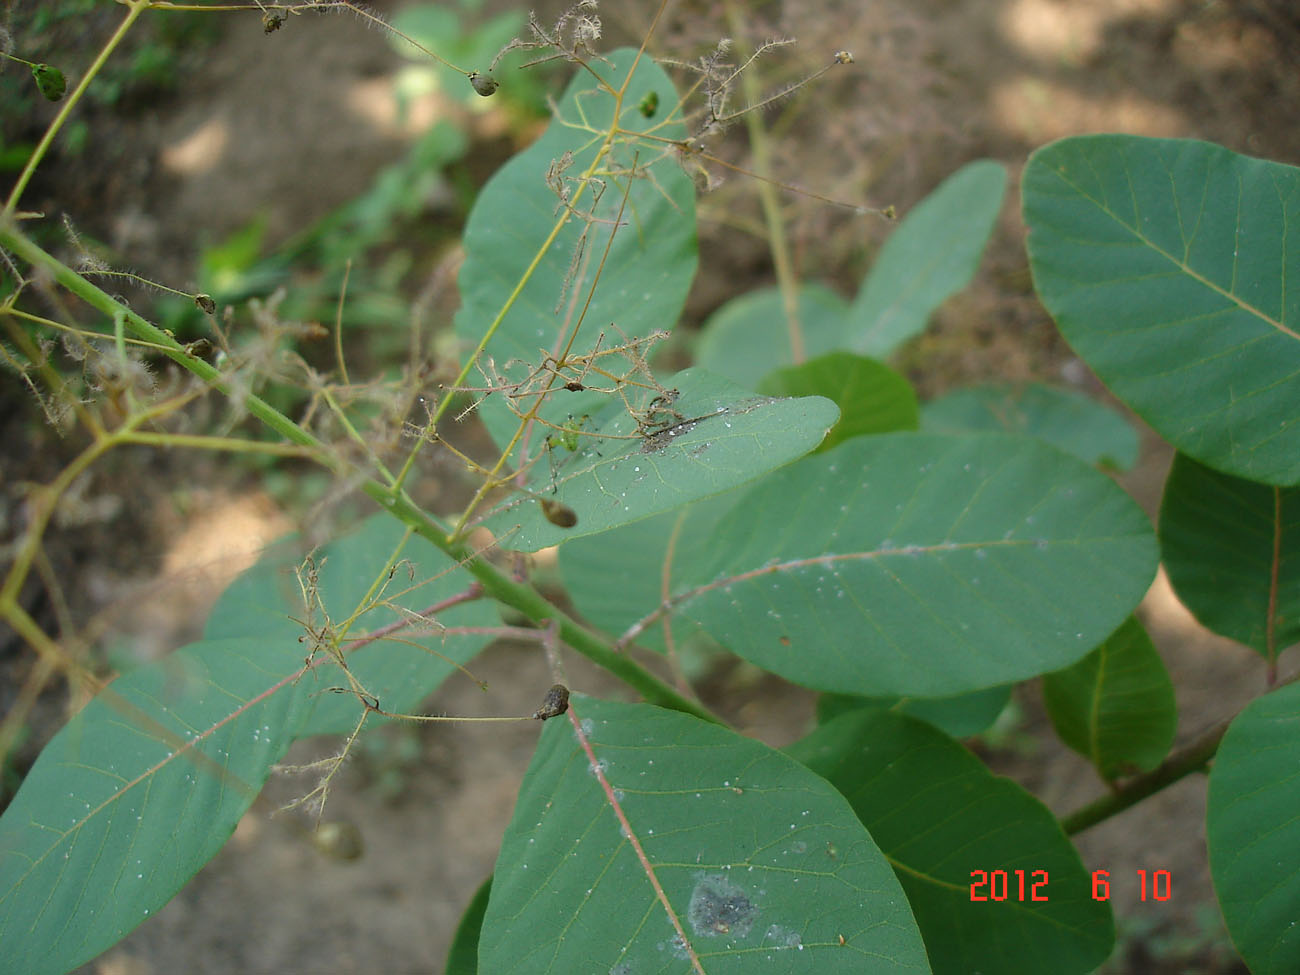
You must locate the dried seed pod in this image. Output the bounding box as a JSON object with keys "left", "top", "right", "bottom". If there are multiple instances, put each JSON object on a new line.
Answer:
{"left": 310, "top": 821, "right": 363, "bottom": 860}
{"left": 194, "top": 293, "right": 216, "bottom": 314}
{"left": 32, "top": 63, "right": 66, "bottom": 101}
{"left": 468, "top": 71, "right": 498, "bottom": 97}
{"left": 834, "top": 50, "right": 854, "bottom": 64}
{"left": 540, "top": 498, "right": 578, "bottom": 528}
{"left": 532, "top": 683, "right": 570, "bottom": 720}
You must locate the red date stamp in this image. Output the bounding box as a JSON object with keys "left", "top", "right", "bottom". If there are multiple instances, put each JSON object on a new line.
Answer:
{"left": 969, "top": 869, "right": 1173, "bottom": 902}
{"left": 969, "top": 869, "right": 1049, "bottom": 901}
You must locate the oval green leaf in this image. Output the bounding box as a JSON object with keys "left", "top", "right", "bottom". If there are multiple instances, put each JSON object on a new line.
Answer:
{"left": 1024, "top": 135, "right": 1300, "bottom": 485}
{"left": 0, "top": 516, "right": 495, "bottom": 974}
{"left": 481, "top": 697, "right": 931, "bottom": 973}
{"left": 476, "top": 368, "right": 838, "bottom": 551}
{"left": 850, "top": 160, "right": 1006, "bottom": 358}
{"left": 0, "top": 638, "right": 313, "bottom": 975}
{"left": 758, "top": 351, "right": 920, "bottom": 452}
{"left": 1159, "top": 452, "right": 1300, "bottom": 661}
{"left": 787, "top": 709, "right": 1114, "bottom": 974}
{"left": 1207, "top": 681, "right": 1300, "bottom": 975}
{"left": 1042, "top": 616, "right": 1177, "bottom": 780}
{"left": 673, "top": 432, "right": 1158, "bottom": 696}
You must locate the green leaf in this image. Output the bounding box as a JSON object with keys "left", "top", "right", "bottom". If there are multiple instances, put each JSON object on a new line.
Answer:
{"left": 1207, "top": 681, "right": 1300, "bottom": 975}
{"left": 476, "top": 368, "right": 839, "bottom": 552}
{"left": 481, "top": 697, "right": 931, "bottom": 973}
{"left": 786, "top": 710, "right": 1114, "bottom": 975}
{"left": 921, "top": 382, "right": 1138, "bottom": 471}
{"left": 1159, "top": 452, "right": 1300, "bottom": 660}
{"left": 205, "top": 514, "right": 497, "bottom": 736}
{"left": 816, "top": 684, "right": 1013, "bottom": 739}
{"left": 758, "top": 352, "right": 919, "bottom": 452}
{"left": 695, "top": 283, "right": 851, "bottom": 389}
{"left": 1041, "top": 616, "right": 1177, "bottom": 780}
{"left": 446, "top": 875, "right": 492, "bottom": 975}
{"left": 0, "top": 514, "right": 496, "bottom": 974}
{"left": 1023, "top": 135, "right": 1300, "bottom": 486}
{"left": 669, "top": 432, "right": 1157, "bottom": 696}
{"left": 0, "top": 638, "right": 313, "bottom": 975}
{"left": 453, "top": 48, "right": 697, "bottom": 454}
{"left": 850, "top": 160, "right": 1006, "bottom": 358}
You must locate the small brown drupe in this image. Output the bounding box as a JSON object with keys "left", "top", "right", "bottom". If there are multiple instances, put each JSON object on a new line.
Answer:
{"left": 532, "top": 684, "right": 570, "bottom": 720}
{"left": 540, "top": 499, "right": 578, "bottom": 528}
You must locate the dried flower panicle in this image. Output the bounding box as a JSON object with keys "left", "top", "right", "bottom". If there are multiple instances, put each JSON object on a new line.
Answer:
{"left": 489, "top": 0, "right": 603, "bottom": 73}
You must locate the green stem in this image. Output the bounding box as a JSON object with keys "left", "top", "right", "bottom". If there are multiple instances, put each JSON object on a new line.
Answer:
{"left": 0, "top": 222, "right": 719, "bottom": 725}
{"left": 117, "top": 431, "right": 315, "bottom": 455}
{"left": 376, "top": 492, "right": 718, "bottom": 724}
{"left": 319, "top": 384, "right": 398, "bottom": 485}
{"left": 724, "top": 4, "right": 804, "bottom": 364}
{"left": 1060, "top": 719, "right": 1229, "bottom": 835}
{"left": 1, "top": 51, "right": 39, "bottom": 69}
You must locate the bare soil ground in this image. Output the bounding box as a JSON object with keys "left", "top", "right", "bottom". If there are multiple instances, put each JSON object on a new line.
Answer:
{"left": 5, "top": 0, "right": 1297, "bottom": 972}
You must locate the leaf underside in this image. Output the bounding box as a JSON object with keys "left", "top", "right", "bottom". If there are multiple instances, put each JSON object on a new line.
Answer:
{"left": 481, "top": 697, "right": 932, "bottom": 974}
{"left": 674, "top": 433, "right": 1158, "bottom": 697}
{"left": 477, "top": 368, "right": 838, "bottom": 551}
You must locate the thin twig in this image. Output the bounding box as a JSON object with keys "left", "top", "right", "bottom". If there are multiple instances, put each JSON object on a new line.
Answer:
{"left": 1060, "top": 718, "right": 1230, "bottom": 836}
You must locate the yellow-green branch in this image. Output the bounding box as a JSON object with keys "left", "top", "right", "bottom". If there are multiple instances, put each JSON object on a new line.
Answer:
{"left": 0, "top": 221, "right": 719, "bottom": 724}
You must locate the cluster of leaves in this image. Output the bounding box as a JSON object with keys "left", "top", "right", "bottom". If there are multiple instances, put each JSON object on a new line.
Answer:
{"left": 0, "top": 5, "right": 1297, "bottom": 975}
